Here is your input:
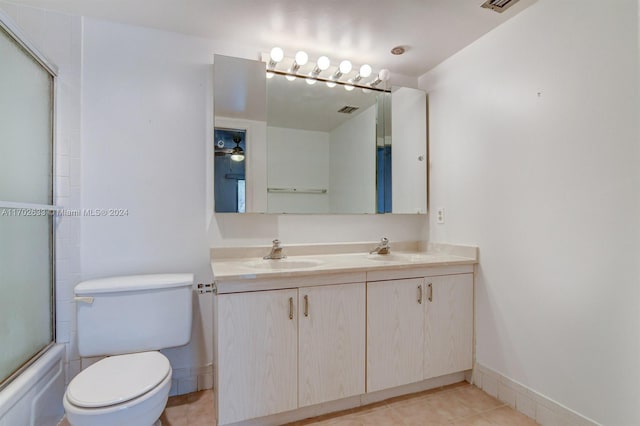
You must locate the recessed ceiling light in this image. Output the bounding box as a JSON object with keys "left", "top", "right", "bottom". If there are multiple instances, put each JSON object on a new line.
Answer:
{"left": 391, "top": 46, "right": 406, "bottom": 55}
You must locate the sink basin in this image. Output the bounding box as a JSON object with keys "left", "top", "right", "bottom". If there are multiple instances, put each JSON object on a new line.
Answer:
{"left": 245, "top": 258, "right": 324, "bottom": 270}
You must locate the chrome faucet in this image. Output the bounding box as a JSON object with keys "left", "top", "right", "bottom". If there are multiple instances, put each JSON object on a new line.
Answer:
{"left": 264, "top": 239, "right": 286, "bottom": 260}
{"left": 370, "top": 237, "right": 391, "bottom": 255}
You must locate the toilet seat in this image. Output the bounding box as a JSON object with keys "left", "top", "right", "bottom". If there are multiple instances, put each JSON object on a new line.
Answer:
{"left": 64, "top": 351, "right": 173, "bottom": 426}
{"left": 67, "top": 351, "right": 171, "bottom": 408}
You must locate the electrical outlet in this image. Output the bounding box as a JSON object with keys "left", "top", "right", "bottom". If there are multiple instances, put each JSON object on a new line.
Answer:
{"left": 436, "top": 207, "right": 445, "bottom": 224}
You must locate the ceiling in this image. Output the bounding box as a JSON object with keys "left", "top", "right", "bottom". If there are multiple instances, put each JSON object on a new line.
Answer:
{"left": 12, "top": 0, "right": 535, "bottom": 78}
{"left": 266, "top": 73, "right": 381, "bottom": 132}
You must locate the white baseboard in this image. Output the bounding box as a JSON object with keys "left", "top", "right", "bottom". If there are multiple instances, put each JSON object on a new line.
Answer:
{"left": 169, "top": 364, "right": 214, "bottom": 396}
{"left": 473, "top": 363, "right": 600, "bottom": 426}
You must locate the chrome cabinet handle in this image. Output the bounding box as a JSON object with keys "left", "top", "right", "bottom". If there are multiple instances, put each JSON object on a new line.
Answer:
{"left": 289, "top": 297, "right": 294, "bottom": 320}
{"left": 428, "top": 283, "right": 433, "bottom": 302}
{"left": 417, "top": 285, "right": 423, "bottom": 304}
{"left": 304, "top": 295, "right": 309, "bottom": 317}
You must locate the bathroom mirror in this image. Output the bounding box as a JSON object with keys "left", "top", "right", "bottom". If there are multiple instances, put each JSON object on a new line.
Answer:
{"left": 213, "top": 54, "right": 427, "bottom": 214}
{"left": 265, "top": 73, "right": 387, "bottom": 214}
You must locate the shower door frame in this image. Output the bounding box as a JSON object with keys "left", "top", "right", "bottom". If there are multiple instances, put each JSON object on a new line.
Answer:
{"left": 0, "top": 9, "right": 58, "bottom": 393}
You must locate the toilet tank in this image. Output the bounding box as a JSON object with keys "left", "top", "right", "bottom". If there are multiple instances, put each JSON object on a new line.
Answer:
{"left": 74, "top": 273, "right": 194, "bottom": 357}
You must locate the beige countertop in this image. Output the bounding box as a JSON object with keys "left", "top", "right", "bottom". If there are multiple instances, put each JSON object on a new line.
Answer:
{"left": 211, "top": 242, "right": 478, "bottom": 282}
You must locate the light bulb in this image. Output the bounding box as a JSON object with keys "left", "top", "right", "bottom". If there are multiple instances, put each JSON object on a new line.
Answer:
{"left": 359, "top": 64, "right": 372, "bottom": 78}
{"left": 339, "top": 60, "right": 352, "bottom": 74}
{"left": 285, "top": 74, "right": 296, "bottom": 81}
{"left": 230, "top": 153, "right": 245, "bottom": 162}
{"left": 317, "top": 56, "right": 330, "bottom": 71}
{"left": 306, "top": 77, "right": 316, "bottom": 85}
{"left": 326, "top": 81, "right": 336, "bottom": 88}
{"left": 378, "top": 69, "right": 391, "bottom": 81}
{"left": 295, "top": 51, "right": 308, "bottom": 66}
{"left": 270, "top": 47, "right": 284, "bottom": 62}
{"left": 344, "top": 84, "right": 354, "bottom": 91}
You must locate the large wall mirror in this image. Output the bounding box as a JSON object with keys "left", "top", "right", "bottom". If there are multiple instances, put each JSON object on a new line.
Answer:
{"left": 213, "top": 54, "right": 427, "bottom": 214}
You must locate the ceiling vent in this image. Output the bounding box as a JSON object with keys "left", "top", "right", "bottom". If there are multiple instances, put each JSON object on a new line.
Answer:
{"left": 481, "top": 0, "right": 520, "bottom": 13}
{"left": 338, "top": 106, "right": 359, "bottom": 114}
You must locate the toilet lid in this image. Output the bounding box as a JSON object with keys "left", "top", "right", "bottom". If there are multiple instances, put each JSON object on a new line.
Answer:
{"left": 67, "top": 351, "right": 171, "bottom": 408}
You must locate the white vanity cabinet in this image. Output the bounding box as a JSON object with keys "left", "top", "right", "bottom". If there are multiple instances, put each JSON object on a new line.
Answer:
{"left": 215, "top": 281, "right": 366, "bottom": 425}
{"left": 367, "top": 278, "right": 425, "bottom": 392}
{"left": 213, "top": 254, "right": 476, "bottom": 426}
{"left": 366, "top": 271, "right": 473, "bottom": 392}
{"left": 298, "top": 283, "right": 366, "bottom": 407}
{"left": 424, "top": 274, "right": 474, "bottom": 379}
{"left": 216, "top": 288, "right": 298, "bottom": 425}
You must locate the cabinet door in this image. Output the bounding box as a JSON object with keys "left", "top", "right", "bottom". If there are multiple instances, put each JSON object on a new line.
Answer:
{"left": 367, "top": 278, "right": 425, "bottom": 392}
{"left": 424, "top": 274, "right": 473, "bottom": 379}
{"left": 217, "top": 289, "right": 298, "bottom": 425}
{"left": 298, "top": 283, "right": 365, "bottom": 407}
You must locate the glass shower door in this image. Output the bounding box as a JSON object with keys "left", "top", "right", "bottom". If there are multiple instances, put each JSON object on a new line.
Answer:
{"left": 0, "top": 21, "right": 55, "bottom": 389}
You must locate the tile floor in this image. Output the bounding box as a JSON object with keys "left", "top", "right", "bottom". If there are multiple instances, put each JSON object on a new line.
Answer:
{"left": 61, "top": 382, "right": 539, "bottom": 425}
{"left": 162, "top": 382, "right": 539, "bottom": 425}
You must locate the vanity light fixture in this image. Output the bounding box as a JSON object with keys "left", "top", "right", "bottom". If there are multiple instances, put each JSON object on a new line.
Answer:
{"left": 352, "top": 64, "right": 373, "bottom": 83}
{"left": 369, "top": 68, "right": 391, "bottom": 87}
{"left": 268, "top": 47, "right": 284, "bottom": 69}
{"left": 230, "top": 135, "right": 245, "bottom": 162}
{"left": 310, "top": 55, "right": 331, "bottom": 77}
{"left": 331, "top": 59, "right": 352, "bottom": 80}
{"left": 289, "top": 50, "right": 309, "bottom": 74}
{"left": 286, "top": 50, "right": 309, "bottom": 79}
{"left": 264, "top": 48, "right": 391, "bottom": 92}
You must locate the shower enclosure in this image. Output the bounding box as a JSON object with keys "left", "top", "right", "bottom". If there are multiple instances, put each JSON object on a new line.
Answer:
{"left": 0, "top": 14, "right": 56, "bottom": 392}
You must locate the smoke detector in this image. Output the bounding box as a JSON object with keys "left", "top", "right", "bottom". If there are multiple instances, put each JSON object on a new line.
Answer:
{"left": 481, "top": 0, "right": 520, "bottom": 13}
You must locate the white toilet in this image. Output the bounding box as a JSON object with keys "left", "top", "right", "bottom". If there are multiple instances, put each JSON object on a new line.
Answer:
{"left": 63, "top": 273, "right": 194, "bottom": 426}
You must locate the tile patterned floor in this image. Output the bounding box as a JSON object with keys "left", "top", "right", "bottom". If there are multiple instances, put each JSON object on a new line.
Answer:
{"left": 61, "top": 382, "right": 539, "bottom": 425}
{"left": 284, "top": 383, "right": 538, "bottom": 426}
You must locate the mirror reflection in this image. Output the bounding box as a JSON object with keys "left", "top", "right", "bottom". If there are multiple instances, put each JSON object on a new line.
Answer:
{"left": 266, "top": 73, "right": 387, "bottom": 214}
{"left": 213, "top": 54, "right": 427, "bottom": 215}
{"left": 214, "top": 128, "right": 246, "bottom": 213}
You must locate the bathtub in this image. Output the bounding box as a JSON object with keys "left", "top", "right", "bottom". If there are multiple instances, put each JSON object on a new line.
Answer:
{"left": 0, "top": 344, "right": 65, "bottom": 426}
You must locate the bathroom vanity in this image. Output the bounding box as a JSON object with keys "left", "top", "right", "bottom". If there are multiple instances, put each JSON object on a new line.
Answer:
{"left": 211, "top": 243, "right": 477, "bottom": 426}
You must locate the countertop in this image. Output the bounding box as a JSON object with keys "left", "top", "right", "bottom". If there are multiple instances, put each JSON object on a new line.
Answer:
{"left": 211, "top": 242, "right": 478, "bottom": 282}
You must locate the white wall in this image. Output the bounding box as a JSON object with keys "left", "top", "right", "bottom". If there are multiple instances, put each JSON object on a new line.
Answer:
{"left": 419, "top": 0, "right": 640, "bottom": 424}
{"left": 81, "top": 18, "right": 215, "bottom": 394}
{"left": 329, "top": 104, "right": 377, "bottom": 214}
{"left": 266, "top": 126, "right": 330, "bottom": 213}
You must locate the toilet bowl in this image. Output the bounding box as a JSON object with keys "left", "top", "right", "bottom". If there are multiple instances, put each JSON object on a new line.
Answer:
{"left": 63, "top": 351, "right": 172, "bottom": 426}
{"left": 63, "top": 274, "right": 193, "bottom": 426}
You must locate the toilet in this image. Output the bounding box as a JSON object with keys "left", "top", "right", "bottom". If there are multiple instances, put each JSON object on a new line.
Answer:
{"left": 63, "top": 274, "right": 194, "bottom": 426}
